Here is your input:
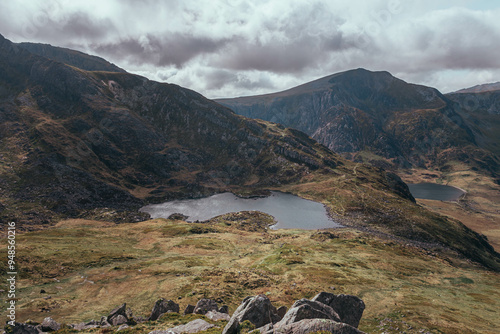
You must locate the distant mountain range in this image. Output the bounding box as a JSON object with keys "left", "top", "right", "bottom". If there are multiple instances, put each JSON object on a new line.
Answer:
{"left": 217, "top": 69, "right": 500, "bottom": 180}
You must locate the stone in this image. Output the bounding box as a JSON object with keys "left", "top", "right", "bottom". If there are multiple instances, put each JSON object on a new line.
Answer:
{"left": 262, "top": 318, "right": 366, "bottom": 334}
{"left": 193, "top": 298, "right": 218, "bottom": 315}
{"left": 100, "top": 316, "right": 112, "bottom": 327}
{"left": 311, "top": 292, "right": 365, "bottom": 328}
{"left": 111, "top": 314, "right": 128, "bottom": 326}
{"left": 205, "top": 310, "right": 231, "bottom": 321}
{"left": 276, "top": 299, "right": 340, "bottom": 327}
{"left": 4, "top": 322, "right": 40, "bottom": 334}
{"left": 148, "top": 319, "right": 214, "bottom": 334}
{"left": 184, "top": 304, "right": 196, "bottom": 315}
{"left": 219, "top": 305, "right": 229, "bottom": 314}
{"left": 107, "top": 303, "right": 128, "bottom": 325}
{"left": 149, "top": 298, "right": 180, "bottom": 321}
{"left": 222, "top": 295, "right": 280, "bottom": 334}
{"left": 40, "top": 317, "right": 61, "bottom": 332}
{"left": 277, "top": 306, "right": 287, "bottom": 320}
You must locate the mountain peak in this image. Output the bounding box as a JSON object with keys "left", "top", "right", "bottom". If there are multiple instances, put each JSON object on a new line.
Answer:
{"left": 453, "top": 82, "right": 500, "bottom": 94}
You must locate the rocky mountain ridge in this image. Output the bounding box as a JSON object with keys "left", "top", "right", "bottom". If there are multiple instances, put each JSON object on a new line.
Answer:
{"left": 216, "top": 69, "right": 500, "bottom": 179}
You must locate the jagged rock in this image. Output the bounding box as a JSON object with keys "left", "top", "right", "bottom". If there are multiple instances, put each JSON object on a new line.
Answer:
{"left": 107, "top": 303, "right": 128, "bottom": 325}
{"left": 276, "top": 299, "right": 340, "bottom": 327}
{"left": 193, "top": 298, "right": 218, "bottom": 315}
{"left": 311, "top": 292, "right": 365, "bottom": 328}
{"left": 219, "top": 305, "right": 229, "bottom": 314}
{"left": 4, "top": 322, "right": 40, "bottom": 334}
{"left": 222, "top": 295, "right": 280, "bottom": 334}
{"left": 40, "top": 317, "right": 61, "bottom": 332}
{"left": 117, "top": 324, "right": 129, "bottom": 331}
{"left": 205, "top": 310, "right": 231, "bottom": 321}
{"left": 277, "top": 306, "right": 287, "bottom": 319}
{"left": 261, "top": 318, "right": 365, "bottom": 334}
{"left": 184, "top": 304, "right": 196, "bottom": 315}
{"left": 111, "top": 314, "right": 128, "bottom": 326}
{"left": 149, "top": 298, "right": 180, "bottom": 321}
{"left": 149, "top": 319, "right": 214, "bottom": 334}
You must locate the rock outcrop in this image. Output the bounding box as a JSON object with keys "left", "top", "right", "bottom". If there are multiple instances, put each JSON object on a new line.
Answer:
{"left": 6, "top": 292, "right": 366, "bottom": 334}
{"left": 222, "top": 294, "right": 281, "bottom": 334}
{"left": 193, "top": 298, "right": 219, "bottom": 315}
{"left": 149, "top": 319, "right": 214, "bottom": 334}
{"left": 149, "top": 299, "right": 180, "bottom": 321}
{"left": 312, "top": 292, "right": 365, "bottom": 328}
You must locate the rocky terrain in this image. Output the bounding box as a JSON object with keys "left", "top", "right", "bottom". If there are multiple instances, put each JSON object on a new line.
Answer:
{"left": 5, "top": 292, "right": 367, "bottom": 334}
{"left": 1, "top": 216, "right": 499, "bottom": 333}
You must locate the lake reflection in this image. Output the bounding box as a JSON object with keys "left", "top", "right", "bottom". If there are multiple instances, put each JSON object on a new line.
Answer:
{"left": 140, "top": 191, "right": 341, "bottom": 229}
{"left": 408, "top": 183, "right": 465, "bottom": 201}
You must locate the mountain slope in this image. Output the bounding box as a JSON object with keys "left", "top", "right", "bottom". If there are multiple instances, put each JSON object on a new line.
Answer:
{"left": 0, "top": 34, "right": 499, "bottom": 271}
{"left": 17, "top": 42, "right": 126, "bottom": 73}
{"left": 216, "top": 69, "right": 499, "bottom": 177}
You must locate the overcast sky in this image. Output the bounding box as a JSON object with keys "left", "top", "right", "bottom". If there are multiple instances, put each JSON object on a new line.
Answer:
{"left": 1, "top": 0, "right": 499, "bottom": 98}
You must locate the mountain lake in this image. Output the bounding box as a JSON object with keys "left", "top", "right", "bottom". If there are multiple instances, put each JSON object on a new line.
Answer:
{"left": 140, "top": 191, "right": 341, "bottom": 229}
{"left": 408, "top": 183, "right": 465, "bottom": 201}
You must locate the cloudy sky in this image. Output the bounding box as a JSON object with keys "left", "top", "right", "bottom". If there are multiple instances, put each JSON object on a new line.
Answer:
{"left": 1, "top": 0, "right": 499, "bottom": 98}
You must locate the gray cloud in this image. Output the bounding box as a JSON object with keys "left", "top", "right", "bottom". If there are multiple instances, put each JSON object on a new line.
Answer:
{"left": 93, "top": 34, "right": 231, "bottom": 68}
{"left": 0, "top": 0, "right": 499, "bottom": 97}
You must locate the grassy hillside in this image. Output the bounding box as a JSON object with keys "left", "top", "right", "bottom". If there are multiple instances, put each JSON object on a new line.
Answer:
{"left": 1, "top": 216, "right": 499, "bottom": 334}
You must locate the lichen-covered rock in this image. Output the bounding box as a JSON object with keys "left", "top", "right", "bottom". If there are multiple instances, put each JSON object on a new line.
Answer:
{"left": 222, "top": 295, "right": 280, "bottom": 334}
{"left": 311, "top": 292, "right": 365, "bottom": 328}
{"left": 40, "top": 317, "right": 61, "bottom": 332}
{"left": 276, "top": 299, "right": 340, "bottom": 327}
{"left": 205, "top": 310, "right": 231, "bottom": 321}
{"left": 149, "top": 298, "right": 180, "bottom": 321}
{"left": 107, "top": 303, "right": 128, "bottom": 325}
{"left": 184, "top": 304, "right": 196, "bottom": 315}
{"left": 193, "top": 298, "right": 218, "bottom": 315}
{"left": 266, "top": 318, "right": 366, "bottom": 334}
{"left": 149, "top": 319, "right": 214, "bottom": 334}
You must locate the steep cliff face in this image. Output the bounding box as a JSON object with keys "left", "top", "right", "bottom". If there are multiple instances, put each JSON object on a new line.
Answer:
{"left": 217, "top": 69, "right": 498, "bottom": 176}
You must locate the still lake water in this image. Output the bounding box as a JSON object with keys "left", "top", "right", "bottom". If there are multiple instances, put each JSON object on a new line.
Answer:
{"left": 408, "top": 183, "right": 465, "bottom": 201}
{"left": 140, "top": 191, "right": 341, "bottom": 229}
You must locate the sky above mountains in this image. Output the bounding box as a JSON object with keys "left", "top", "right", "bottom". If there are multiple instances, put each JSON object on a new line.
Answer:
{"left": 1, "top": 0, "right": 499, "bottom": 98}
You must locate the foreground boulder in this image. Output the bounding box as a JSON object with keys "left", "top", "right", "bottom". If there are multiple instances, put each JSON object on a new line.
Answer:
{"left": 4, "top": 322, "right": 40, "bottom": 334}
{"left": 107, "top": 303, "right": 129, "bottom": 326}
{"left": 222, "top": 294, "right": 281, "bottom": 334}
{"left": 276, "top": 299, "right": 341, "bottom": 326}
{"left": 40, "top": 317, "right": 61, "bottom": 332}
{"left": 265, "top": 318, "right": 365, "bottom": 334}
{"left": 149, "top": 319, "right": 214, "bottom": 334}
{"left": 205, "top": 310, "right": 231, "bottom": 321}
{"left": 193, "top": 298, "right": 219, "bottom": 315}
{"left": 149, "top": 298, "right": 180, "bottom": 321}
{"left": 311, "top": 292, "right": 365, "bottom": 328}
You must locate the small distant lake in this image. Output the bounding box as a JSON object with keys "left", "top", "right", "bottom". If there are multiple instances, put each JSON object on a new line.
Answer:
{"left": 140, "top": 191, "right": 341, "bottom": 230}
{"left": 408, "top": 183, "right": 465, "bottom": 201}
